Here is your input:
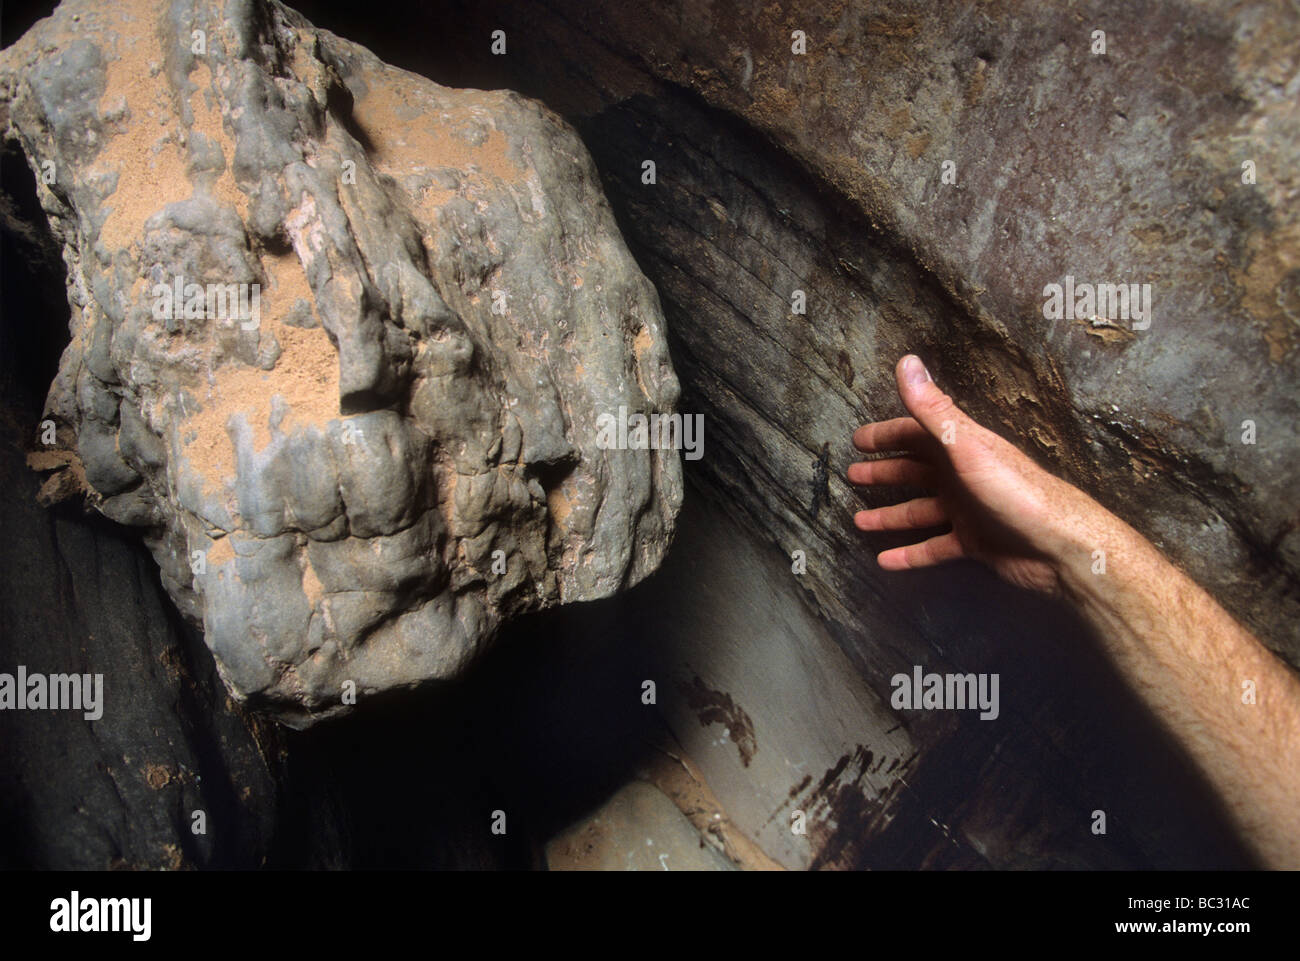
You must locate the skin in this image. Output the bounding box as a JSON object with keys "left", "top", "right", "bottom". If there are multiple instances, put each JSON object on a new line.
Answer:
{"left": 849, "top": 354, "right": 1300, "bottom": 869}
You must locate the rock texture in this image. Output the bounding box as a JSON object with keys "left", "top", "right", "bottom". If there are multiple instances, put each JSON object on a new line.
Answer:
{"left": 404, "top": 0, "right": 1300, "bottom": 667}
{"left": 4, "top": 0, "right": 1296, "bottom": 872}
{"left": 289, "top": 0, "right": 1298, "bottom": 868}
{"left": 0, "top": 423, "right": 282, "bottom": 869}
{"left": 1, "top": 0, "right": 681, "bottom": 725}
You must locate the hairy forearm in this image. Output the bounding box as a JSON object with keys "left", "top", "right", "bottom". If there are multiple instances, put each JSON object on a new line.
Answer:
{"left": 1047, "top": 488, "right": 1300, "bottom": 867}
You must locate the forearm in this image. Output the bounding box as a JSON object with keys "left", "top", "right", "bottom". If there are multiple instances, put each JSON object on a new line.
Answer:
{"left": 1048, "top": 489, "right": 1300, "bottom": 867}
{"left": 860, "top": 357, "right": 1300, "bottom": 863}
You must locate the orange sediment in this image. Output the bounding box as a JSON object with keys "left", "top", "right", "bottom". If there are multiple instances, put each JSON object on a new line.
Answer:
{"left": 178, "top": 251, "right": 339, "bottom": 496}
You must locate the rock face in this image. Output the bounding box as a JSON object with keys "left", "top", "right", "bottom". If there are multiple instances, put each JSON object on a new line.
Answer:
{"left": 0, "top": 0, "right": 681, "bottom": 724}
{"left": 283, "top": 0, "right": 1297, "bottom": 868}
{"left": 4, "top": 0, "right": 1296, "bottom": 871}
{"left": 0, "top": 426, "right": 282, "bottom": 869}
{"left": 402, "top": 0, "right": 1300, "bottom": 668}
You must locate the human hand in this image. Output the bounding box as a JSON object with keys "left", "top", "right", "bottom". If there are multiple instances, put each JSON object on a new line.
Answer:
{"left": 853, "top": 357, "right": 1300, "bottom": 868}
{"left": 849, "top": 355, "right": 1095, "bottom": 594}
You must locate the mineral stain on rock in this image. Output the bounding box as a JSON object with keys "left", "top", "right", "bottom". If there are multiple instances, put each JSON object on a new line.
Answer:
{"left": 679, "top": 675, "right": 757, "bottom": 767}
{"left": 178, "top": 250, "right": 338, "bottom": 505}
{"left": 809, "top": 440, "right": 831, "bottom": 520}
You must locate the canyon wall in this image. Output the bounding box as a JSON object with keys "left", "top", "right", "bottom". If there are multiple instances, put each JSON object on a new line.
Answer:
{"left": 4, "top": 0, "right": 1296, "bottom": 868}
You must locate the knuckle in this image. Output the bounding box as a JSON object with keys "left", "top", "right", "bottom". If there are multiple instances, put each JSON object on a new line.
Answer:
{"left": 921, "top": 390, "right": 956, "bottom": 420}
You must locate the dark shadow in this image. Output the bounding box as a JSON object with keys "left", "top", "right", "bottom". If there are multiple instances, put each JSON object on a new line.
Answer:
{"left": 0, "top": 141, "right": 69, "bottom": 423}
{"left": 0, "top": 0, "right": 57, "bottom": 50}
{"left": 272, "top": 584, "right": 666, "bottom": 868}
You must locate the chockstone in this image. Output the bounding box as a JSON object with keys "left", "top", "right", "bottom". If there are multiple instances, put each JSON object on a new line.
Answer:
{"left": 0, "top": 0, "right": 683, "bottom": 726}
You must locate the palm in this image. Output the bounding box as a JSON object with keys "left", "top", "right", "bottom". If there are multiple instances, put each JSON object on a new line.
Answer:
{"left": 850, "top": 367, "right": 1067, "bottom": 596}
{"left": 912, "top": 440, "right": 1057, "bottom": 593}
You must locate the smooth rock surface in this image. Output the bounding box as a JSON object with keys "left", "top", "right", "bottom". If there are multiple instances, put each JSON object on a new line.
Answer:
{"left": 5, "top": 0, "right": 1294, "bottom": 871}
{"left": 546, "top": 781, "right": 737, "bottom": 871}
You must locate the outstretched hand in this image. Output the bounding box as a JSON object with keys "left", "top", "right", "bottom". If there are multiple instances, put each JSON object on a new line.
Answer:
{"left": 849, "top": 355, "right": 1087, "bottom": 594}
{"left": 852, "top": 356, "right": 1300, "bottom": 868}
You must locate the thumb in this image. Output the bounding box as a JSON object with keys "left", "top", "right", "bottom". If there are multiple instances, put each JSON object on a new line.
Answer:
{"left": 895, "top": 354, "right": 967, "bottom": 442}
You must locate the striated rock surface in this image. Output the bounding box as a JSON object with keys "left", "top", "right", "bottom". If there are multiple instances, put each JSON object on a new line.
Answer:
{"left": 1, "top": 0, "right": 681, "bottom": 724}
{"left": 312, "top": 0, "right": 1298, "bottom": 868}
{"left": 410, "top": 0, "right": 1300, "bottom": 666}
{"left": 6, "top": 0, "right": 1294, "bottom": 871}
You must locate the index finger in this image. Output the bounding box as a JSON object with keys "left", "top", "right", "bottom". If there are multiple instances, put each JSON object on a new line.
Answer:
{"left": 852, "top": 417, "right": 931, "bottom": 454}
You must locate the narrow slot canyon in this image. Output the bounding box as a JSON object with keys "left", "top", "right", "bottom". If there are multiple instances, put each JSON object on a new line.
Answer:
{"left": 2, "top": 0, "right": 1295, "bottom": 875}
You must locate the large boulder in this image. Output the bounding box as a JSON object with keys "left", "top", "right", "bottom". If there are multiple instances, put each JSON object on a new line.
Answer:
{"left": 0, "top": 0, "right": 682, "bottom": 725}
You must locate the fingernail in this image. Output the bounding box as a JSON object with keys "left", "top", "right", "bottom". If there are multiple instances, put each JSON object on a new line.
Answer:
{"left": 902, "top": 354, "right": 931, "bottom": 386}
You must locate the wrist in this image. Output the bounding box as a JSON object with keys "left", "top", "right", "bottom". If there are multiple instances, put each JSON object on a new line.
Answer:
{"left": 1037, "top": 478, "right": 1136, "bottom": 611}
{"left": 1056, "top": 507, "right": 1176, "bottom": 659}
